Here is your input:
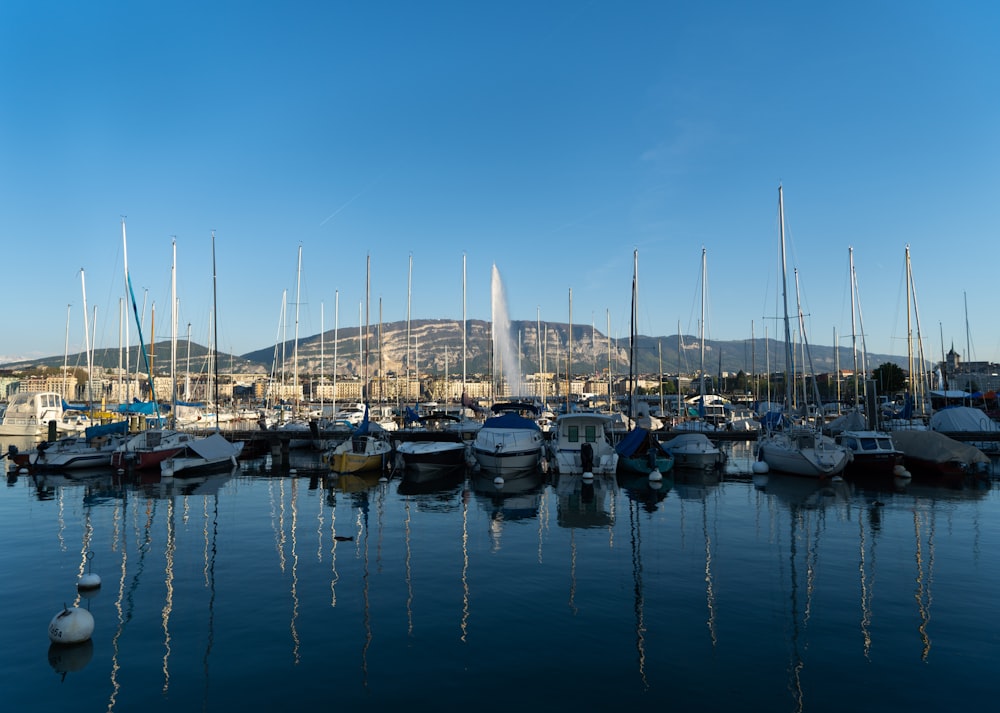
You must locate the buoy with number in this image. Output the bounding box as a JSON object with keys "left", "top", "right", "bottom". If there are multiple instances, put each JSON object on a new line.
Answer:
{"left": 48, "top": 605, "right": 95, "bottom": 644}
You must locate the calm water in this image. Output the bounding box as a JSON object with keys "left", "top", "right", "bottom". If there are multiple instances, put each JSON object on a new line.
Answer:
{"left": 2, "top": 440, "right": 998, "bottom": 712}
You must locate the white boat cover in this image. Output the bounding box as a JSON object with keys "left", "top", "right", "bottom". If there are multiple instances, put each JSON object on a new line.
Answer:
{"left": 891, "top": 429, "right": 990, "bottom": 466}
{"left": 185, "top": 433, "right": 240, "bottom": 459}
{"left": 929, "top": 406, "right": 1000, "bottom": 433}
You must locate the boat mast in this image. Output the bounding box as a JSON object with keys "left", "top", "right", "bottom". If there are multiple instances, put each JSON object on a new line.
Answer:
{"left": 778, "top": 185, "right": 793, "bottom": 412}
{"left": 849, "top": 247, "right": 859, "bottom": 409}
{"left": 462, "top": 253, "right": 467, "bottom": 405}
{"left": 121, "top": 217, "right": 131, "bottom": 402}
{"left": 81, "top": 269, "right": 93, "bottom": 410}
{"left": 629, "top": 250, "right": 637, "bottom": 425}
{"left": 333, "top": 290, "right": 339, "bottom": 417}
{"left": 63, "top": 304, "right": 71, "bottom": 401}
{"left": 171, "top": 240, "right": 177, "bottom": 429}
{"left": 293, "top": 244, "right": 302, "bottom": 417}
{"left": 211, "top": 232, "right": 220, "bottom": 429}
{"left": 567, "top": 287, "right": 572, "bottom": 413}
{"left": 407, "top": 253, "right": 412, "bottom": 407}
{"left": 365, "top": 254, "right": 371, "bottom": 405}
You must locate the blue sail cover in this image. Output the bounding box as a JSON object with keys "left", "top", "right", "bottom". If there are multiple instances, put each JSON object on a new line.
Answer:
{"left": 116, "top": 399, "right": 159, "bottom": 415}
{"left": 353, "top": 406, "right": 371, "bottom": 436}
{"left": 85, "top": 420, "right": 129, "bottom": 440}
{"left": 615, "top": 427, "right": 648, "bottom": 457}
{"left": 62, "top": 400, "right": 90, "bottom": 412}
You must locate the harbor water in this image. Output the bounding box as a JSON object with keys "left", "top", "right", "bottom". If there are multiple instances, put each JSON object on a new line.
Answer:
{"left": 2, "top": 440, "right": 998, "bottom": 712}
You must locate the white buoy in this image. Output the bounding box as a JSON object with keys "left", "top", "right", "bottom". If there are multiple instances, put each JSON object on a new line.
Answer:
{"left": 48, "top": 606, "right": 95, "bottom": 644}
{"left": 831, "top": 474, "right": 844, "bottom": 483}
{"left": 493, "top": 476, "right": 505, "bottom": 487}
{"left": 582, "top": 471, "right": 594, "bottom": 481}
{"left": 289, "top": 468, "right": 297, "bottom": 475}
{"left": 752, "top": 460, "right": 769, "bottom": 474}
{"left": 893, "top": 464, "right": 912, "bottom": 479}
{"left": 648, "top": 468, "right": 663, "bottom": 483}
{"left": 78, "top": 573, "right": 101, "bottom": 591}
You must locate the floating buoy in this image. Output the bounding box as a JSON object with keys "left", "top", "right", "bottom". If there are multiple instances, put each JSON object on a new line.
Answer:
{"left": 582, "top": 471, "right": 594, "bottom": 481}
{"left": 288, "top": 468, "right": 297, "bottom": 475}
{"left": 48, "top": 606, "right": 94, "bottom": 644}
{"left": 751, "top": 460, "right": 769, "bottom": 474}
{"left": 648, "top": 468, "right": 663, "bottom": 483}
{"left": 378, "top": 475, "right": 388, "bottom": 483}
{"left": 893, "top": 464, "right": 912, "bottom": 479}
{"left": 493, "top": 476, "right": 504, "bottom": 488}
{"left": 831, "top": 475, "right": 844, "bottom": 483}
{"left": 78, "top": 573, "right": 101, "bottom": 591}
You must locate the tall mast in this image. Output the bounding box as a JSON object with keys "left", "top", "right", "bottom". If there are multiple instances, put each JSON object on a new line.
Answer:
{"left": 293, "top": 244, "right": 302, "bottom": 416}
{"left": 171, "top": 239, "right": 177, "bottom": 428}
{"left": 849, "top": 247, "right": 859, "bottom": 408}
{"left": 630, "top": 250, "right": 637, "bottom": 423}
{"left": 63, "top": 304, "right": 71, "bottom": 401}
{"left": 211, "top": 232, "right": 220, "bottom": 428}
{"left": 778, "top": 185, "right": 793, "bottom": 410}
{"left": 462, "top": 253, "right": 467, "bottom": 402}
{"left": 567, "top": 287, "right": 572, "bottom": 413}
{"left": 365, "top": 254, "right": 371, "bottom": 404}
{"left": 121, "top": 217, "right": 131, "bottom": 401}
{"left": 406, "top": 253, "right": 412, "bottom": 405}
{"left": 333, "top": 290, "right": 339, "bottom": 416}
{"left": 81, "top": 270, "right": 93, "bottom": 409}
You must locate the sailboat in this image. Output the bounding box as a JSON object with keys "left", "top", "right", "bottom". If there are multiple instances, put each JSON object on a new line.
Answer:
{"left": 673, "top": 248, "right": 720, "bottom": 434}
{"left": 756, "top": 186, "right": 850, "bottom": 478}
{"left": 615, "top": 250, "right": 673, "bottom": 478}
{"left": 327, "top": 256, "right": 392, "bottom": 475}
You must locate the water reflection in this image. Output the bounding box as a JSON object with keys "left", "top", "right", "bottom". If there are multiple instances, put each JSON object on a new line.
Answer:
{"left": 3, "top": 450, "right": 998, "bottom": 711}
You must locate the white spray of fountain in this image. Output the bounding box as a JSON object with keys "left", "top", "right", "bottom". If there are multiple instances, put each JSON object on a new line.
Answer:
{"left": 490, "top": 264, "right": 522, "bottom": 398}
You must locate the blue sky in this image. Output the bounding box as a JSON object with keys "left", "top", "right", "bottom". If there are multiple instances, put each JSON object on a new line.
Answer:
{"left": 2, "top": 1, "right": 998, "bottom": 367}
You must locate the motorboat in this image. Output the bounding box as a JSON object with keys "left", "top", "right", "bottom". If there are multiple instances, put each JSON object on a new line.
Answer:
{"left": 661, "top": 432, "right": 726, "bottom": 471}
{"left": 835, "top": 429, "right": 907, "bottom": 478}
{"left": 0, "top": 391, "right": 87, "bottom": 439}
{"left": 890, "top": 429, "right": 990, "bottom": 480}
{"left": 473, "top": 403, "right": 544, "bottom": 479}
{"left": 111, "top": 429, "right": 200, "bottom": 470}
{"left": 18, "top": 420, "right": 129, "bottom": 471}
{"left": 161, "top": 432, "right": 244, "bottom": 477}
{"left": 394, "top": 411, "right": 470, "bottom": 480}
{"left": 328, "top": 409, "right": 392, "bottom": 474}
{"left": 548, "top": 412, "right": 618, "bottom": 475}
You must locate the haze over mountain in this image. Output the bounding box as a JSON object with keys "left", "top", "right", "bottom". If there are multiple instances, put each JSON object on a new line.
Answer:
{"left": 3, "top": 319, "right": 907, "bottom": 380}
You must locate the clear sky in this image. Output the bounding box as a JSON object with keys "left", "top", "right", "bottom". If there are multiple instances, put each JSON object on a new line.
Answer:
{"left": 2, "top": 1, "right": 998, "bottom": 368}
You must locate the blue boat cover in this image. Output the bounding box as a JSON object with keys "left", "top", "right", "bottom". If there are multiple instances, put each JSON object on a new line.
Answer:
{"left": 482, "top": 412, "right": 540, "bottom": 431}
{"left": 116, "top": 399, "right": 158, "bottom": 415}
{"left": 85, "top": 420, "right": 129, "bottom": 440}
{"left": 616, "top": 427, "right": 647, "bottom": 457}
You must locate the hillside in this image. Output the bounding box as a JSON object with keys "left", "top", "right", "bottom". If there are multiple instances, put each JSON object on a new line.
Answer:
{"left": 3, "top": 318, "right": 907, "bottom": 378}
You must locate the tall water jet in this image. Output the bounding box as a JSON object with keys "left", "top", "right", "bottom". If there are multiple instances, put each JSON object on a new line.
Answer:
{"left": 490, "top": 264, "right": 522, "bottom": 398}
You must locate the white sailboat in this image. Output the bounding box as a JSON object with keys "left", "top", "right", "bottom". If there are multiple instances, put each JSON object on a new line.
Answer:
{"left": 756, "top": 186, "right": 850, "bottom": 478}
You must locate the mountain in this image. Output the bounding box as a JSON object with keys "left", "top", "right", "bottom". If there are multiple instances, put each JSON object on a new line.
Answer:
{"left": 1, "top": 318, "right": 908, "bottom": 378}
